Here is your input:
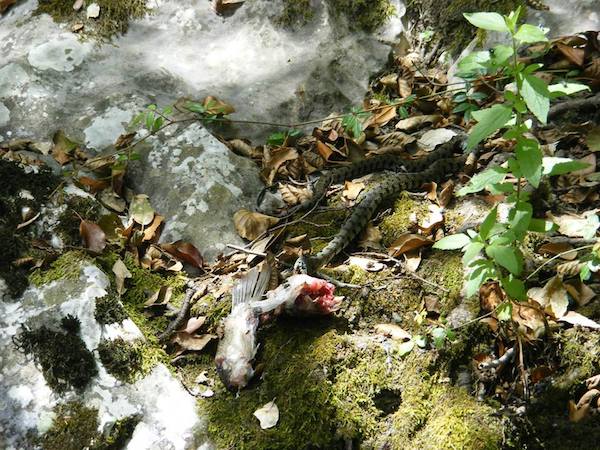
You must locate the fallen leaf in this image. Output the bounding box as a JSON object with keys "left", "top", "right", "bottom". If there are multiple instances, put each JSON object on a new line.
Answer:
{"left": 375, "top": 131, "right": 416, "bottom": 149}
{"left": 202, "top": 95, "right": 235, "bottom": 115}
{"left": 369, "top": 105, "right": 397, "bottom": 128}
{"left": 112, "top": 259, "right": 132, "bottom": 295}
{"left": 395, "top": 114, "right": 442, "bottom": 132}
{"left": 358, "top": 224, "right": 382, "bottom": 250}
{"left": 512, "top": 302, "right": 546, "bottom": 338}
{"left": 569, "top": 399, "right": 591, "bottom": 422}
{"left": 480, "top": 282, "right": 504, "bottom": 312}
{"left": 564, "top": 280, "right": 595, "bottom": 306}
{"left": 142, "top": 214, "right": 164, "bottom": 242}
{"left": 556, "top": 260, "right": 586, "bottom": 277}
{"left": 418, "top": 204, "right": 444, "bottom": 235}
{"left": 556, "top": 42, "right": 585, "bottom": 66}
{"left": 71, "top": 22, "right": 84, "bottom": 32}
{"left": 144, "top": 286, "right": 173, "bottom": 307}
{"left": 342, "top": 180, "right": 365, "bottom": 202}
{"left": 379, "top": 73, "right": 398, "bottom": 87}
{"left": 531, "top": 366, "right": 553, "bottom": 384}
{"left": 182, "top": 316, "right": 206, "bottom": 334}
{"left": 99, "top": 189, "right": 126, "bottom": 213}
{"left": 315, "top": 140, "right": 335, "bottom": 161}
{"left": 348, "top": 256, "right": 385, "bottom": 272}
{"left": 418, "top": 128, "right": 457, "bottom": 151}
{"left": 388, "top": 233, "right": 432, "bottom": 257}
{"left": 254, "top": 400, "right": 279, "bottom": 429}
{"left": 77, "top": 176, "right": 110, "bottom": 193}
{"left": 374, "top": 323, "right": 411, "bottom": 341}
{"left": 571, "top": 154, "right": 596, "bottom": 177}
{"left": 398, "top": 78, "right": 412, "bottom": 98}
{"left": 114, "top": 132, "right": 136, "bottom": 149}
{"left": 213, "top": 0, "right": 245, "bottom": 16}
{"left": 80, "top": 220, "right": 106, "bottom": 254}
{"left": 279, "top": 184, "right": 312, "bottom": 206}
{"left": 72, "top": 0, "right": 83, "bottom": 11}
{"left": 172, "top": 333, "right": 215, "bottom": 352}
{"left": 51, "top": 130, "right": 78, "bottom": 165}
{"left": 438, "top": 180, "right": 455, "bottom": 207}
{"left": 538, "top": 242, "right": 577, "bottom": 260}
{"left": 86, "top": 2, "right": 100, "bottom": 18}
{"left": 403, "top": 249, "right": 422, "bottom": 272}
{"left": 233, "top": 209, "right": 279, "bottom": 240}
{"left": 548, "top": 210, "right": 600, "bottom": 239}
{"left": 528, "top": 276, "right": 569, "bottom": 318}
{"left": 559, "top": 311, "right": 600, "bottom": 329}
{"left": 262, "top": 147, "right": 298, "bottom": 185}
{"left": 130, "top": 194, "right": 155, "bottom": 226}
{"left": 161, "top": 240, "right": 204, "bottom": 269}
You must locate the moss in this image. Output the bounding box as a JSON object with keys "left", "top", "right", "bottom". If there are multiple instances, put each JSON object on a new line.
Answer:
{"left": 286, "top": 208, "right": 349, "bottom": 255}
{"left": 405, "top": 0, "right": 525, "bottom": 55}
{"left": 97, "top": 337, "right": 145, "bottom": 383}
{"left": 38, "top": 401, "right": 139, "bottom": 450}
{"left": 55, "top": 195, "right": 101, "bottom": 247}
{"left": 190, "top": 293, "right": 230, "bottom": 333}
{"left": 35, "top": 0, "right": 148, "bottom": 41}
{"left": 94, "top": 291, "right": 128, "bottom": 325}
{"left": 39, "top": 401, "right": 100, "bottom": 450}
{"left": 418, "top": 250, "right": 465, "bottom": 311}
{"left": 0, "top": 159, "right": 59, "bottom": 298}
{"left": 379, "top": 192, "right": 430, "bottom": 246}
{"left": 555, "top": 328, "right": 600, "bottom": 389}
{"left": 29, "top": 251, "right": 87, "bottom": 286}
{"left": 327, "top": 0, "right": 395, "bottom": 32}
{"left": 276, "top": 0, "right": 315, "bottom": 29}
{"left": 14, "top": 315, "right": 97, "bottom": 393}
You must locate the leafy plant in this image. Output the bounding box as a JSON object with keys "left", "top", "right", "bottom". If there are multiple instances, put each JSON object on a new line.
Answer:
{"left": 266, "top": 129, "right": 303, "bottom": 147}
{"left": 452, "top": 89, "right": 488, "bottom": 121}
{"left": 434, "top": 8, "right": 590, "bottom": 303}
{"left": 131, "top": 104, "right": 173, "bottom": 133}
{"left": 341, "top": 106, "right": 371, "bottom": 139}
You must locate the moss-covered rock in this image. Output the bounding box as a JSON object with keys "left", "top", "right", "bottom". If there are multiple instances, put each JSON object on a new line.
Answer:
{"left": 97, "top": 337, "right": 145, "bottom": 383}
{"left": 94, "top": 291, "right": 128, "bottom": 325}
{"left": 379, "top": 192, "right": 431, "bottom": 246}
{"left": 14, "top": 315, "right": 97, "bottom": 393}
{"left": 29, "top": 251, "right": 88, "bottom": 287}
{"left": 327, "top": 0, "right": 395, "bottom": 32}
{"left": 54, "top": 195, "right": 102, "bottom": 247}
{"left": 35, "top": 0, "right": 148, "bottom": 40}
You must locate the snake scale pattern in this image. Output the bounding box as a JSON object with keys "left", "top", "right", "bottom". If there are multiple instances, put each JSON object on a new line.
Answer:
{"left": 293, "top": 135, "right": 471, "bottom": 273}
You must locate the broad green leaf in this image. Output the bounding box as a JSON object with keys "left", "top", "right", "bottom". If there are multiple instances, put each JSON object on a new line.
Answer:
{"left": 162, "top": 106, "right": 173, "bottom": 115}
{"left": 479, "top": 206, "right": 498, "bottom": 240}
{"left": 542, "top": 157, "right": 590, "bottom": 176}
{"left": 467, "top": 104, "right": 513, "bottom": 150}
{"left": 505, "top": 7, "right": 521, "bottom": 32}
{"left": 185, "top": 101, "right": 206, "bottom": 114}
{"left": 398, "top": 339, "right": 415, "bottom": 357}
{"left": 431, "top": 327, "right": 447, "bottom": 349}
{"left": 528, "top": 218, "right": 557, "bottom": 233}
{"left": 433, "top": 234, "right": 470, "bottom": 250}
{"left": 458, "top": 166, "right": 508, "bottom": 195}
{"left": 463, "top": 242, "right": 485, "bottom": 265}
{"left": 145, "top": 111, "right": 155, "bottom": 131}
{"left": 515, "top": 138, "right": 543, "bottom": 187}
{"left": 548, "top": 82, "right": 590, "bottom": 97}
{"left": 496, "top": 301, "right": 513, "bottom": 321}
{"left": 267, "top": 132, "right": 287, "bottom": 146}
{"left": 486, "top": 244, "right": 523, "bottom": 275}
{"left": 514, "top": 24, "right": 549, "bottom": 43}
{"left": 489, "top": 44, "right": 513, "bottom": 65}
{"left": 457, "top": 51, "right": 490, "bottom": 77}
{"left": 466, "top": 259, "right": 496, "bottom": 297}
{"left": 501, "top": 275, "right": 527, "bottom": 301}
{"left": 521, "top": 74, "right": 550, "bottom": 124}
{"left": 463, "top": 12, "right": 509, "bottom": 32}
{"left": 580, "top": 263, "right": 591, "bottom": 281}
{"left": 508, "top": 201, "right": 532, "bottom": 239}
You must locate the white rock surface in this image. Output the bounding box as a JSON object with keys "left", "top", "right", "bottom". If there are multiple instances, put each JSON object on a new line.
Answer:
{"left": 0, "top": 263, "right": 208, "bottom": 449}
{"left": 0, "top": 102, "right": 9, "bottom": 127}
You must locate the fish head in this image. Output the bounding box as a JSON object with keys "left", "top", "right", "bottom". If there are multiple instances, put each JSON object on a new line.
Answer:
{"left": 215, "top": 355, "right": 254, "bottom": 391}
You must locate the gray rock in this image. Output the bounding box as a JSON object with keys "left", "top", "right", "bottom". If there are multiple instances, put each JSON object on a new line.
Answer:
{"left": 0, "top": 102, "right": 9, "bottom": 127}
{"left": 0, "top": 263, "right": 208, "bottom": 450}
{"left": 130, "top": 122, "right": 263, "bottom": 261}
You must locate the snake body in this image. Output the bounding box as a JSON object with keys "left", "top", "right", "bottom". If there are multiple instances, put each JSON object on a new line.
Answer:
{"left": 294, "top": 136, "right": 471, "bottom": 273}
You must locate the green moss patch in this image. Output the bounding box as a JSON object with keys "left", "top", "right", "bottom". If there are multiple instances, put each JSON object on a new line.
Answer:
{"left": 35, "top": 0, "right": 148, "bottom": 40}
{"left": 38, "top": 401, "right": 140, "bottom": 450}
{"left": 55, "top": 195, "right": 101, "bottom": 247}
{"left": 30, "top": 251, "right": 87, "bottom": 287}
{"left": 95, "top": 291, "right": 128, "bottom": 325}
{"left": 286, "top": 208, "right": 350, "bottom": 255}
{"left": 327, "top": 0, "right": 396, "bottom": 32}
{"left": 14, "top": 315, "right": 97, "bottom": 393}
{"left": 97, "top": 337, "right": 144, "bottom": 383}
{"left": 379, "top": 192, "right": 431, "bottom": 246}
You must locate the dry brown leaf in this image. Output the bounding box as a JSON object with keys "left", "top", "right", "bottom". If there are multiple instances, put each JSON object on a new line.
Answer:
{"left": 80, "top": 220, "right": 106, "bottom": 254}
{"left": 395, "top": 114, "right": 442, "bottom": 132}
{"left": 112, "top": 258, "right": 132, "bottom": 295}
{"left": 315, "top": 140, "right": 335, "bottom": 161}
{"left": 418, "top": 204, "right": 444, "bottom": 235}
{"left": 233, "top": 209, "right": 279, "bottom": 241}
{"left": 480, "top": 282, "right": 504, "bottom": 312}
{"left": 548, "top": 210, "right": 599, "bottom": 238}
{"left": 438, "top": 180, "right": 455, "bottom": 207}
{"left": 262, "top": 147, "right": 298, "bottom": 185}
{"left": 512, "top": 302, "right": 546, "bottom": 338}
{"left": 77, "top": 176, "right": 110, "bottom": 193}
{"left": 424, "top": 182, "right": 438, "bottom": 202}
{"left": 358, "top": 224, "right": 382, "bottom": 250}
{"left": 172, "top": 333, "right": 215, "bottom": 352}
{"left": 279, "top": 184, "right": 312, "bottom": 206}
{"left": 559, "top": 311, "right": 600, "bottom": 329}
{"left": 379, "top": 73, "right": 398, "bottom": 88}
{"left": 556, "top": 260, "right": 586, "bottom": 277}
{"left": 388, "top": 233, "right": 432, "bottom": 257}
{"left": 144, "top": 286, "right": 173, "bottom": 307}
{"left": 51, "top": 130, "right": 78, "bottom": 165}
{"left": 213, "top": 0, "right": 245, "bottom": 15}
{"left": 568, "top": 399, "right": 591, "bottom": 423}
{"left": 369, "top": 105, "right": 397, "bottom": 128}
{"left": 531, "top": 366, "right": 553, "bottom": 384}
{"left": 142, "top": 214, "right": 164, "bottom": 242}
{"left": 538, "top": 242, "right": 577, "bottom": 260}
{"left": 253, "top": 400, "right": 279, "bottom": 429}
{"left": 348, "top": 256, "right": 385, "bottom": 272}
{"left": 0, "top": 0, "right": 16, "bottom": 13}
{"left": 375, "top": 131, "right": 416, "bottom": 148}
{"left": 572, "top": 154, "right": 596, "bottom": 177}
{"left": 528, "top": 276, "right": 569, "bottom": 318}
{"left": 398, "top": 78, "right": 412, "bottom": 98}
{"left": 202, "top": 95, "right": 235, "bottom": 115}
{"left": 114, "top": 132, "right": 136, "bottom": 149}
{"left": 564, "top": 280, "right": 595, "bottom": 306}
{"left": 556, "top": 42, "right": 585, "bottom": 66}
{"left": 161, "top": 240, "right": 204, "bottom": 269}
{"left": 374, "top": 323, "right": 411, "bottom": 341}
{"left": 403, "top": 249, "right": 422, "bottom": 272}
{"left": 181, "top": 316, "right": 206, "bottom": 334}
{"left": 342, "top": 180, "right": 365, "bottom": 202}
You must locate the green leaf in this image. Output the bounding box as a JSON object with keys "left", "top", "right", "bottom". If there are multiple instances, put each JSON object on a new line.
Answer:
{"left": 185, "top": 101, "right": 206, "bottom": 114}
{"left": 463, "top": 12, "right": 509, "bottom": 32}
{"left": 267, "top": 132, "right": 287, "bottom": 146}
{"left": 457, "top": 51, "right": 491, "bottom": 77}
{"left": 458, "top": 167, "right": 508, "bottom": 195}
{"left": 162, "top": 106, "right": 173, "bottom": 115}
{"left": 528, "top": 218, "right": 557, "bottom": 233}
{"left": 515, "top": 138, "right": 543, "bottom": 187}
{"left": 508, "top": 201, "right": 532, "bottom": 239}
{"left": 496, "top": 301, "right": 513, "bottom": 321}
{"left": 542, "top": 157, "right": 590, "bottom": 176}
{"left": 398, "top": 339, "right": 415, "bottom": 357}
{"left": 431, "top": 327, "right": 447, "bottom": 349}
{"left": 467, "top": 104, "right": 513, "bottom": 150}
{"left": 145, "top": 111, "right": 155, "bottom": 131}
{"left": 514, "top": 24, "right": 549, "bottom": 43}
{"left": 489, "top": 44, "right": 514, "bottom": 66}
{"left": 466, "top": 259, "right": 496, "bottom": 297}
{"left": 501, "top": 275, "right": 526, "bottom": 301}
{"left": 479, "top": 206, "right": 498, "bottom": 240}
{"left": 463, "top": 242, "right": 485, "bottom": 265}
{"left": 547, "top": 82, "right": 590, "bottom": 97}
{"left": 580, "top": 263, "right": 592, "bottom": 281}
{"left": 486, "top": 244, "right": 523, "bottom": 275}
{"left": 414, "top": 335, "right": 427, "bottom": 348}
{"left": 152, "top": 116, "right": 164, "bottom": 132}
{"left": 433, "top": 234, "right": 471, "bottom": 250}
{"left": 131, "top": 112, "right": 144, "bottom": 127}
{"left": 521, "top": 74, "right": 550, "bottom": 124}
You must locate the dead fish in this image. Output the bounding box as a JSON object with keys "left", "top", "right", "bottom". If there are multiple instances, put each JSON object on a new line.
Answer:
{"left": 252, "top": 274, "right": 339, "bottom": 316}
{"left": 215, "top": 266, "right": 270, "bottom": 391}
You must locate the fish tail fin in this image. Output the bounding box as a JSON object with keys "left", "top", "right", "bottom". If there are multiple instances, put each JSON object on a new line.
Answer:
{"left": 232, "top": 265, "right": 271, "bottom": 308}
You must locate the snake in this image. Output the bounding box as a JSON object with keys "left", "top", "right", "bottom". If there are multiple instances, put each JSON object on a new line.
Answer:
{"left": 292, "top": 135, "right": 472, "bottom": 274}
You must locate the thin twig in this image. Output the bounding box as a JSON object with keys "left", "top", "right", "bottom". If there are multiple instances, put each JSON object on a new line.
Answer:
{"left": 526, "top": 244, "right": 594, "bottom": 281}
{"left": 225, "top": 244, "right": 267, "bottom": 257}
{"left": 158, "top": 282, "right": 200, "bottom": 343}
